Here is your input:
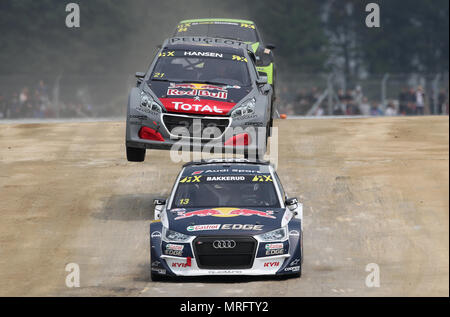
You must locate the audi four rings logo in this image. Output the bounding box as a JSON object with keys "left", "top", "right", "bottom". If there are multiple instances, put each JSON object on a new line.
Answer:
{"left": 213, "top": 240, "right": 236, "bottom": 249}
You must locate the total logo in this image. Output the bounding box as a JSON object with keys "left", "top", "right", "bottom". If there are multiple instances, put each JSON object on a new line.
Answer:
{"left": 263, "top": 261, "right": 280, "bottom": 268}
{"left": 175, "top": 207, "right": 275, "bottom": 220}
{"left": 171, "top": 101, "right": 224, "bottom": 114}
{"left": 159, "top": 98, "right": 235, "bottom": 115}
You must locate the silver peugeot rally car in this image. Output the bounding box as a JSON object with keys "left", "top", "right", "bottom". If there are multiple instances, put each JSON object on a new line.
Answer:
{"left": 149, "top": 159, "right": 303, "bottom": 280}
{"left": 126, "top": 37, "right": 274, "bottom": 162}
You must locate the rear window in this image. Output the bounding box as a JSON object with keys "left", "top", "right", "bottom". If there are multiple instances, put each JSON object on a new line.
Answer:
{"left": 171, "top": 174, "right": 281, "bottom": 208}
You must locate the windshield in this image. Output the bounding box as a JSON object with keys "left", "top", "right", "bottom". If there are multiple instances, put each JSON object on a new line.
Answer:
{"left": 171, "top": 174, "right": 281, "bottom": 208}
{"left": 150, "top": 49, "right": 251, "bottom": 87}
{"left": 175, "top": 22, "right": 259, "bottom": 43}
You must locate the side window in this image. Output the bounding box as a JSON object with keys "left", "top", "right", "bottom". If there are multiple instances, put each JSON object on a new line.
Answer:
{"left": 273, "top": 172, "right": 286, "bottom": 201}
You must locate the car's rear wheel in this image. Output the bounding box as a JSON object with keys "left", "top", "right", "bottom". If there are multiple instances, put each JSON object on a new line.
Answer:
{"left": 126, "top": 146, "right": 146, "bottom": 162}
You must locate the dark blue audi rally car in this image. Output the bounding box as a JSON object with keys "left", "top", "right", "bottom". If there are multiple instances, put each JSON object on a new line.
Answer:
{"left": 149, "top": 159, "right": 303, "bottom": 280}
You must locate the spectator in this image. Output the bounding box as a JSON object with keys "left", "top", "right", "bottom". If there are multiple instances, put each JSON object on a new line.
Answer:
{"left": 406, "top": 88, "right": 416, "bottom": 115}
{"left": 385, "top": 101, "right": 397, "bottom": 116}
{"left": 398, "top": 87, "right": 408, "bottom": 115}
{"left": 359, "top": 97, "right": 371, "bottom": 116}
{"left": 370, "top": 102, "right": 384, "bottom": 116}
{"left": 438, "top": 89, "right": 448, "bottom": 115}
{"left": 314, "top": 106, "right": 324, "bottom": 116}
{"left": 415, "top": 86, "right": 425, "bottom": 115}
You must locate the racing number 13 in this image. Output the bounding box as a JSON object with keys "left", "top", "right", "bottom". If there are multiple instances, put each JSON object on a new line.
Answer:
{"left": 179, "top": 198, "right": 190, "bottom": 205}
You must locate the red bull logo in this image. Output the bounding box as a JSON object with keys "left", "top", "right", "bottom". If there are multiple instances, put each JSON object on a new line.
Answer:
{"left": 175, "top": 207, "right": 275, "bottom": 220}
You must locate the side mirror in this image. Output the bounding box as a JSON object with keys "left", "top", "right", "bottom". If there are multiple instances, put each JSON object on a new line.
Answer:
{"left": 135, "top": 72, "right": 146, "bottom": 79}
{"left": 258, "top": 71, "right": 267, "bottom": 77}
{"left": 135, "top": 72, "right": 146, "bottom": 86}
{"left": 285, "top": 197, "right": 299, "bottom": 211}
{"left": 153, "top": 198, "right": 166, "bottom": 220}
{"left": 154, "top": 198, "right": 166, "bottom": 206}
{"left": 266, "top": 43, "right": 276, "bottom": 50}
{"left": 261, "top": 84, "right": 272, "bottom": 94}
{"left": 256, "top": 76, "right": 268, "bottom": 85}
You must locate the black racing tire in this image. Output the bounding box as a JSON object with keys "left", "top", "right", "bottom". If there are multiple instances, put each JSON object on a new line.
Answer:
{"left": 256, "top": 130, "right": 268, "bottom": 161}
{"left": 150, "top": 271, "right": 166, "bottom": 282}
{"left": 292, "top": 266, "right": 302, "bottom": 278}
{"left": 126, "top": 146, "right": 146, "bottom": 162}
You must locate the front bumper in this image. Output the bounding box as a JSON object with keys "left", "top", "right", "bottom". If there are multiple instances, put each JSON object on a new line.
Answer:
{"left": 126, "top": 111, "right": 267, "bottom": 154}
{"left": 150, "top": 221, "right": 302, "bottom": 277}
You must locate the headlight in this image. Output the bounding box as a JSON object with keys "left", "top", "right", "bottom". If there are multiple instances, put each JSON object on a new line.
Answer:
{"left": 162, "top": 227, "right": 191, "bottom": 242}
{"left": 231, "top": 98, "right": 256, "bottom": 118}
{"left": 140, "top": 92, "right": 162, "bottom": 113}
{"left": 257, "top": 227, "right": 287, "bottom": 242}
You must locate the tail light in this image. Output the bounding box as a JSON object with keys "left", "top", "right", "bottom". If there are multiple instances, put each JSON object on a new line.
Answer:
{"left": 139, "top": 126, "right": 164, "bottom": 142}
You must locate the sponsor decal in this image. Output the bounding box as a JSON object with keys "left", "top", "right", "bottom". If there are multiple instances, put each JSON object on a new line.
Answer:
{"left": 221, "top": 224, "right": 264, "bottom": 231}
{"left": 252, "top": 175, "right": 273, "bottom": 182}
{"left": 151, "top": 231, "right": 162, "bottom": 238}
{"left": 167, "top": 88, "right": 228, "bottom": 100}
{"left": 158, "top": 51, "right": 175, "bottom": 57}
{"left": 244, "top": 121, "right": 263, "bottom": 126}
{"left": 166, "top": 244, "right": 184, "bottom": 251}
{"left": 284, "top": 266, "right": 300, "bottom": 272}
{"left": 169, "top": 83, "right": 238, "bottom": 91}
{"left": 151, "top": 261, "right": 160, "bottom": 267}
{"left": 263, "top": 261, "right": 280, "bottom": 268}
{"left": 179, "top": 176, "right": 202, "bottom": 183}
{"left": 265, "top": 243, "right": 284, "bottom": 250}
{"left": 171, "top": 257, "right": 192, "bottom": 268}
{"left": 186, "top": 224, "right": 264, "bottom": 231}
{"left": 208, "top": 270, "right": 243, "bottom": 275}
{"left": 266, "top": 249, "right": 284, "bottom": 256}
{"left": 192, "top": 170, "right": 203, "bottom": 175}
{"left": 128, "top": 115, "right": 148, "bottom": 120}
{"left": 187, "top": 224, "right": 221, "bottom": 232}
{"left": 206, "top": 176, "right": 245, "bottom": 181}
{"left": 184, "top": 51, "right": 223, "bottom": 58}
{"left": 232, "top": 55, "right": 248, "bottom": 62}
{"left": 159, "top": 98, "right": 235, "bottom": 115}
{"left": 240, "top": 23, "right": 256, "bottom": 29}
{"left": 289, "top": 230, "right": 300, "bottom": 236}
{"left": 151, "top": 268, "right": 166, "bottom": 274}
{"left": 164, "top": 249, "right": 183, "bottom": 256}
{"left": 290, "top": 259, "right": 301, "bottom": 266}
{"left": 170, "top": 37, "right": 246, "bottom": 47}
{"left": 175, "top": 207, "right": 275, "bottom": 220}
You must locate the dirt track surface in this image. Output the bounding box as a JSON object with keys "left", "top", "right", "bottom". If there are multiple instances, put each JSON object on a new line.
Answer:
{"left": 0, "top": 117, "right": 448, "bottom": 296}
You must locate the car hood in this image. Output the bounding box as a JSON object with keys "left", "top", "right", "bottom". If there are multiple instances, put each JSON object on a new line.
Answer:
{"left": 148, "top": 80, "right": 252, "bottom": 116}
{"left": 164, "top": 207, "right": 288, "bottom": 236}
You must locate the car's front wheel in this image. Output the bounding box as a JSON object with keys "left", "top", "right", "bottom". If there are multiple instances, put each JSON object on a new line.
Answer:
{"left": 151, "top": 271, "right": 167, "bottom": 282}
{"left": 126, "top": 146, "right": 146, "bottom": 162}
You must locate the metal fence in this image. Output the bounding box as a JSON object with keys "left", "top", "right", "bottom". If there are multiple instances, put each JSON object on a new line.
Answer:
{"left": 0, "top": 72, "right": 448, "bottom": 120}
{"left": 276, "top": 72, "right": 449, "bottom": 116}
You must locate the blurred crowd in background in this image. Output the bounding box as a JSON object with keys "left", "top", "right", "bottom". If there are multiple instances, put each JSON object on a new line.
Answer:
{"left": 278, "top": 85, "right": 449, "bottom": 117}
{"left": 0, "top": 79, "right": 448, "bottom": 120}
{"left": 0, "top": 80, "right": 93, "bottom": 119}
